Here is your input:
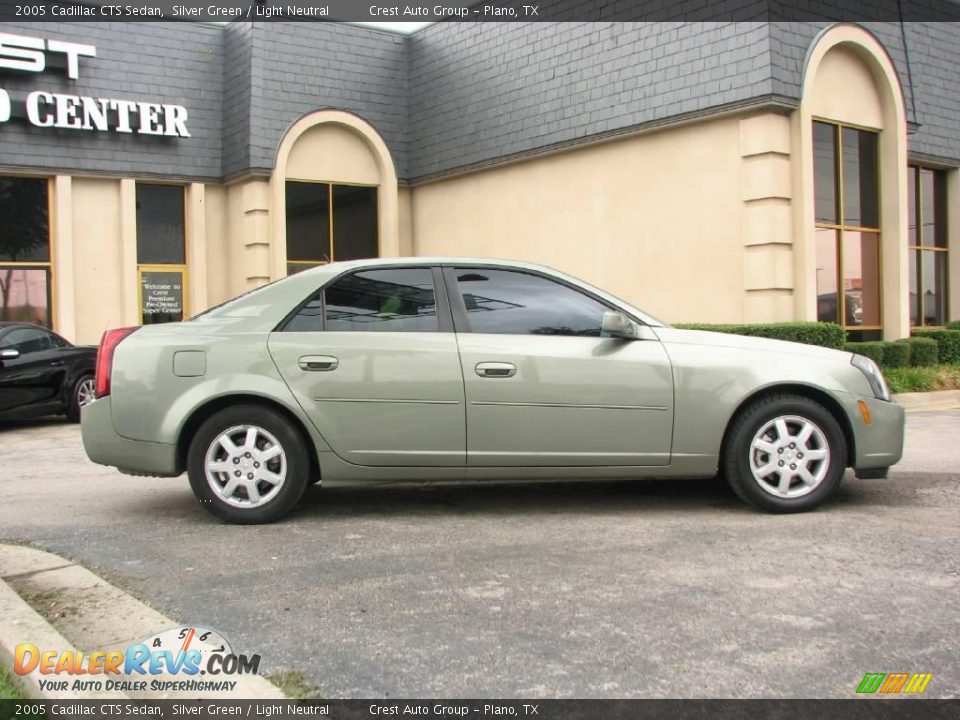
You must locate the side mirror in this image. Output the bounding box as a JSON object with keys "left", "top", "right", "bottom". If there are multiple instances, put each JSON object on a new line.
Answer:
{"left": 601, "top": 311, "right": 639, "bottom": 339}
{"left": 0, "top": 348, "right": 19, "bottom": 360}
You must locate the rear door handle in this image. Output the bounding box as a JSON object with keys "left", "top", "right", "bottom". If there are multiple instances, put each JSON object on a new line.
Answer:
{"left": 475, "top": 362, "right": 516, "bottom": 378}
{"left": 299, "top": 355, "right": 339, "bottom": 372}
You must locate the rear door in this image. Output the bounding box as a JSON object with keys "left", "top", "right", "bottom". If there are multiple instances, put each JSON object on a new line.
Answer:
{"left": 268, "top": 266, "right": 466, "bottom": 467}
{"left": 445, "top": 266, "right": 674, "bottom": 467}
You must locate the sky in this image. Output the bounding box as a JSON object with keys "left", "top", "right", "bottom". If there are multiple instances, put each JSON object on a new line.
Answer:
{"left": 351, "top": 22, "right": 434, "bottom": 33}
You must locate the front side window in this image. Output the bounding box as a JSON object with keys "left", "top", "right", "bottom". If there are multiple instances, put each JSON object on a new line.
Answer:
{"left": 1, "top": 326, "right": 51, "bottom": 354}
{"left": 136, "top": 184, "right": 187, "bottom": 325}
{"left": 285, "top": 181, "right": 378, "bottom": 275}
{"left": 0, "top": 177, "right": 52, "bottom": 329}
{"left": 285, "top": 268, "right": 438, "bottom": 333}
{"left": 453, "top": 268, "right": 608, "bottom": 336}
{"left": 813, "top": 121, "right": 881, "bottom": 341}
{"left": 908, "top": 166, "right": 949, "bottom": 327}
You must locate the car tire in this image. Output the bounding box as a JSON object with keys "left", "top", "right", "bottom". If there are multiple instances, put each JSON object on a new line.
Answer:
{"left": 187, "top": 404, "right": 311, "bottom": 524}
{"left": 722, "top": 394, "right": 847, "bottom": 513}
{"left": 66, "top": 374, "right": 96, "bottom": 423}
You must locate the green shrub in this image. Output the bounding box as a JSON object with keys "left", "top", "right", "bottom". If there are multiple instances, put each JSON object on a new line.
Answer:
{"left": 896, "top": 337, "right": 939, "bottom": 367}
{"left": 884, "top": 365, "right": 960, "bottom": 394}
{"left": 843, "top": 341, "right": 885, "bottom": 366}
{"left": 674, "top": 322, "right": 845, "bottom": 349}
{"left": 911, "top": 329, "right": 960, "bottom": 364}
{"left": 880, "top": 341, "right": 910, "bottom": 369}
{"left": 945, "top": 321, "right": 960, "bottom": 331}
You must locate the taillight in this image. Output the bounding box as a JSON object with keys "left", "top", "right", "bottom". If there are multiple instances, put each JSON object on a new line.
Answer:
{"left": 95, "top": 326, "right": 139, "bottom": 398}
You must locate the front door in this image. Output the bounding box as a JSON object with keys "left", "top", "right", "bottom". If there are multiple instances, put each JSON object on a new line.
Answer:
{"left": 0, "top": 326, "right": 63, "bottom": 415}
{"left": 445, "top": 267, "right": 674, "bottom": 467}
{"left": 268, "top": 266, "right": 466, "bottom": 467}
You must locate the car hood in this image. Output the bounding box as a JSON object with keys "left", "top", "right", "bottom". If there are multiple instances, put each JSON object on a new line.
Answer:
{"left": 653, "top": 327, "right": 853, "bottom": 362}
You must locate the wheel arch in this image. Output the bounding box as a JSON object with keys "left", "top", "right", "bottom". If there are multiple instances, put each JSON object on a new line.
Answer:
{"left": 175, "top": 394, "right": 321, "bottom": 481}
{"left": 720, "top": 384, "right": 856, "bottom": 467}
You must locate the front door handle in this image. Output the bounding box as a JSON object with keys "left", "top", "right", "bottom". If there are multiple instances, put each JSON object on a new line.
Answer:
{"left": 299, "top": 355, "right": 339, "bottom": 372}
{"left": 475, "top": 361, "right": 516, "bottom": 378}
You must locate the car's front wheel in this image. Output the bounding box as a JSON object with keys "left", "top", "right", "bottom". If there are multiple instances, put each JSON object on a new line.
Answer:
{"left": 722, "top": 394, "right": 847, "bottom": 513}
{"left": 187, "top": 405, "right": 310, "bottom": 524}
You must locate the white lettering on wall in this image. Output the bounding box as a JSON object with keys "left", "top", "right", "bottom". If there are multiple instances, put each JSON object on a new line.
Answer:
{"left": 0, "top": 33, "right": 190, "bottom": 138}
{"left": 0, "top": 32, "right": 95, "bottom": 80}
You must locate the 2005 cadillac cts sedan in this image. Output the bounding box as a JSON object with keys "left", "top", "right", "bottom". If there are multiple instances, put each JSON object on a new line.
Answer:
{"left": 81, "top": 258, "right": 905, "bottom": 524}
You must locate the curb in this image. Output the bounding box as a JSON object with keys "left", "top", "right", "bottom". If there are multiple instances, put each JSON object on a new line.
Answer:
{"left": 0, "top": 578, "right": 128, "bottom": 700}
{"left": 893, "top": 389, "right": 960, "bottom": 411}
{"left": 0, "top": 544, "right": 285, "bottom": 700}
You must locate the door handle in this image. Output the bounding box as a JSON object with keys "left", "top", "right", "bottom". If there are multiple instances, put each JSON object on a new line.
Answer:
{"left": 299, "top": 355, "right": 339, "bottom": 372}
{"left": 475, "top": 362, "right": 516, "bottom": 378}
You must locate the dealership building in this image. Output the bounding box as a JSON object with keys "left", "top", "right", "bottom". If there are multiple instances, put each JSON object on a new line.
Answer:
{"left": 0, "top": 19, "right": 958, "bottom": 344}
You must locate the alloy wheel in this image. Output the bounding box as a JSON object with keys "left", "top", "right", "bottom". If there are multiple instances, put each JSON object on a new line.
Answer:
{"left": 204, "top": 425, "right": 287, "bottom": 509}
{"left": 748, "top": 415, "right": 830, "bottom": 499}
{"left": 77, "top": 378, "right": 96, "bottom": 407}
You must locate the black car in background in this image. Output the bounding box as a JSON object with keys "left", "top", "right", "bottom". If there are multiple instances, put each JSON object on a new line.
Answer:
{"left": 0, "top": 323, "right": 97, "bottom": 423}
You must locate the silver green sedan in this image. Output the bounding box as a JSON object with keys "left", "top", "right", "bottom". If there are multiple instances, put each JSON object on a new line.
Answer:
{"left": 81, "top": 258, "right": 904, "bottom": 524}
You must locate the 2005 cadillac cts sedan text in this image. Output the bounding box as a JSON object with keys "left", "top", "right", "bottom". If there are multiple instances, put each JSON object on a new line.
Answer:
{"left": 81, "top": 258, "right": 905, "bottom": 524}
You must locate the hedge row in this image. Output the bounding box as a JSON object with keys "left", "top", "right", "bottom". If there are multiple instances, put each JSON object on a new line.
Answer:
{"left": 911, "top": 329, "right": 960, "bottom": 365}
{"left": 674, "top": 322, "right": 845, "bottom": 349}
{"left": 843, "top": 340, "right": 917, "bottom": 369}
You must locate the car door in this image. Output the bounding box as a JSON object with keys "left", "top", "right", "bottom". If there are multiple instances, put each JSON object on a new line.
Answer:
{"left": 445, "top": 266, "right": 674, "bottom": 467}
{"left": 0, "top": 327, "right": 64, "bottom": 414}
{"left": 268, "top": 266, "right": 467, "bottom": 467}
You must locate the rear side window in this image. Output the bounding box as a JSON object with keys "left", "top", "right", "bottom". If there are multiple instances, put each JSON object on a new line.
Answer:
{"left": 284, "top": 268, "right": 440, "bottom": 332}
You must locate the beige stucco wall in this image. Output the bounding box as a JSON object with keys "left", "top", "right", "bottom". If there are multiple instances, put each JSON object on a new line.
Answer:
{"left": 410, "top": 114, "right": 752, "bottom": 324}
{"left": 70, "top": 177, "right": 124, "bottom": 345}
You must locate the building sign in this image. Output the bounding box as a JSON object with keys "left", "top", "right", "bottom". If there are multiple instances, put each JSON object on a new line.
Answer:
{"left": 140, "top": 270, "right": 185, "bottom": 324}
{"left": 0, "top": 32, "right": 190, "bottom": 137}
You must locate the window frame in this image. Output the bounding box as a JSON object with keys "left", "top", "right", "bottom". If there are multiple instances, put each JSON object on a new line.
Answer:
{"left": 812, "top": 118, "right": 883, "bottom": 335}
{"left": 135, "top": 182, "right": 189, "bottom": 325}
{"left": 284, "top": 180, "right": 380, "bottom": 275}
{"left": 277, "top": 265, "right": 453, "bottom": 333}
{"left": 0, "top": 176, "right": 56, "bottom": 330}
{"left": 908, "top": 163, "right": 949, "bottom": 329}
{"left": 441, "top": 265, "right": 626, "bottom": 337}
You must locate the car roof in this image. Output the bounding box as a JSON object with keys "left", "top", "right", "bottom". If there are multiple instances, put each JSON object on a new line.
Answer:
{"left": 0, "top": 322, "right": 46, "bottom": 330}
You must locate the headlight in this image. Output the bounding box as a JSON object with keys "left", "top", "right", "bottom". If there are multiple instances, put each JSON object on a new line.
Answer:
{"left": 851, "top": 354, "right": 891, "bottom": 402}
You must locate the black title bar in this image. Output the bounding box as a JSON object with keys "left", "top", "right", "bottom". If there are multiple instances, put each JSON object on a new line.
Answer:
{"left": 0, "top": 0, "right": 959, "bottom": 23}
{"left": 2, "top": 699, "right": 960, "bottom": 720}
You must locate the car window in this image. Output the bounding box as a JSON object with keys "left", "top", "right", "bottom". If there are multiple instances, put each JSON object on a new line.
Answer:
{"left": 285, "top": 268, "right": 440, "bottom": 333}
{"left": 1, "top": 327, "right": 52, "bottom": 353}
{"left": 453, "top": 268, "right": 608, "bottom": 337}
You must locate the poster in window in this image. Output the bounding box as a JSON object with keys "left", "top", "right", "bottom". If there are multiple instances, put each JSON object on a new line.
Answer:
{"left": 141, "top": 270, "right": 184, "bottom": 324}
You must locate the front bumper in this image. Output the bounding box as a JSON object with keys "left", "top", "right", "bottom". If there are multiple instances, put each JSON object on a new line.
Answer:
{"left": 836, "top": 391, "right": 906, "bottom": 471}
{"left": 81, "top": 397, "right": 180, "bottom": 477}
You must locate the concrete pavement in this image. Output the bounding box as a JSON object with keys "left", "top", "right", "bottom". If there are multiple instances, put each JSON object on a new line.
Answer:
{"left": 0, "top": 411, "right": 957, "bottom": 698}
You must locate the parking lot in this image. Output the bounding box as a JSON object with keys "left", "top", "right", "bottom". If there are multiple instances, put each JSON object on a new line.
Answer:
{"left": 0, "top": 410, "right": 958, "bottom": 698}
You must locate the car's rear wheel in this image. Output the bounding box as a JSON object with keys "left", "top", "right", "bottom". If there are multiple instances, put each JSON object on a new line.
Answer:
{"left": 722, "top": 394, "right": 847, "bottom": 513}
{"left": 187, "top": 405, "right": 310, "bottom": 524}
{"left": 67, "top": 374, "right": 96, "bottom": 423}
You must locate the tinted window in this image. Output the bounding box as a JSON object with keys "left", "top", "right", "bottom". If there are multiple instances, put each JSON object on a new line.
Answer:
{"left": 136, "top": 184, "right": 185, "bottom": 265}
{"left": 841, "top": 127, "right": 879, "bottom": 229}
{"left": 286, "top": 181, "right": 331, "bottom": 264}
{"left": 454, "top": 269, "right": 607, "bottom": 336}
{"left": 1, "top": 327, "right": 51, "bottom": 353}
{"left": 331, "top": 185, "right": 378, "bottom": 261}
{"left": 287, "top": 268, "right": 439, "bottom": 333}
{"left": 813, "top": 122, "right": 837, "bottom": 225}
{"left": 0, "top": 177, "right": 49, "bottom": 262}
